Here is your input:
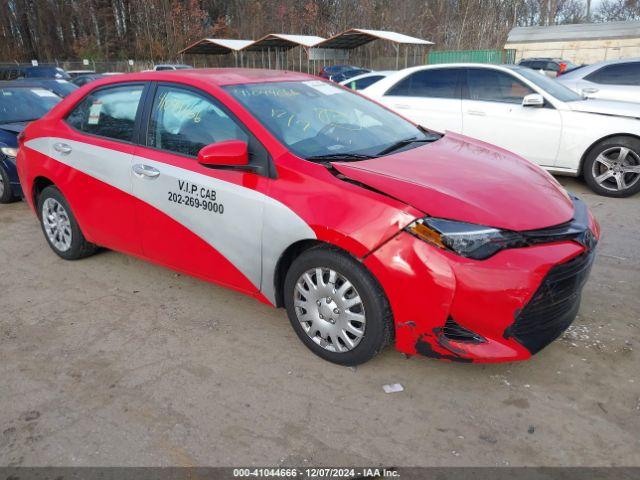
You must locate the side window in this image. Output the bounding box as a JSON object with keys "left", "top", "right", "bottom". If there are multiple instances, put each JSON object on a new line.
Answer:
{"left": 349, "top": 75, "right": 384, "bottom": 91}
{"left": 66, "top": 84, "right": 144, "bottom": 142}
{"left": 147, "top": 86, "right": 248, "bottom": 157}
{"left": 586, "top": 63, "right": 640, "bottom": 86}
{"left": 466, "top": 69, "right": 534, "bottom": 104}
{"left": 386, "top": 69, "right": 460, "bottom": 98}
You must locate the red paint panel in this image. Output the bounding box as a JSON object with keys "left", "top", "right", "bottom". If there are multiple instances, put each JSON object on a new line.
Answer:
{"left": 365, "top": 232, "right": 585, "bottom": 362}
{"left": 333, "top": 132, "right": 575, "bottom": 231}
{"left": 133, "top": 198, "right": 259, "bottom": 296}
{"left": 267, "top": 153, "right": 423, "bottom": 258}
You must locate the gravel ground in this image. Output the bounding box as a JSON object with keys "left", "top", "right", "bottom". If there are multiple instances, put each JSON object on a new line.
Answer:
{"left": 0, "top": 177, "right": 638, "bottom": 467}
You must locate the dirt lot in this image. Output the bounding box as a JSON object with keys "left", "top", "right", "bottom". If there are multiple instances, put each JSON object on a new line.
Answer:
{"left": 1, "top": 178, "right": 639, "bottom": 467}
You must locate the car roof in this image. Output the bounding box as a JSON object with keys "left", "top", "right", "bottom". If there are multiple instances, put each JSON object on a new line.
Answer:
{"left": 0, "top": 80, "right": 59, "bottom": 88}
{"left": 386, "top": 63, "right": 520, "bottom": 74}
{"left": 84, "top": 68, "right": 317, "bottom": 87}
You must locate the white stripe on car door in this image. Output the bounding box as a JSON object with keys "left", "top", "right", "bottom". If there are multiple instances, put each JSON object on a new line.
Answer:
{"left": 26, "top": 137, "right": 316, "bottom": 304}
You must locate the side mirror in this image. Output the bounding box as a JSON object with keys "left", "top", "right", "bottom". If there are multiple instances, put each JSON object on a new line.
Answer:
{"left": 197, "top": 140, "right": 249, "bottom": 167}
{"left": 522, "top": 93, "right": 544, "bottom": 108}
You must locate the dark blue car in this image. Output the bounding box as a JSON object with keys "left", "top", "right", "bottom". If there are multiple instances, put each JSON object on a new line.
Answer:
{"left": 0, "top": 82, "right": 61, "bottom": 203}
{"left": 14, "top": 78, "right": 78, "bottom": 98}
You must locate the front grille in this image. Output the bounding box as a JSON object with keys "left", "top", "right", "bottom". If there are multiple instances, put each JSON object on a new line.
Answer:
{"left": 505, "top": 250, "right": 595, "bottom": 354}
{"left": 442, "top": 317, "right": 486, "bottom": 344}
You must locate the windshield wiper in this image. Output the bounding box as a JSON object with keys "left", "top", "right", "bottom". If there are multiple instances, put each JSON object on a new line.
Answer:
{"left": 306, "top": 153, "right": 377, "bottom": 162}
{"left": 377, "top": 137, "right": 432, "bottom": 156}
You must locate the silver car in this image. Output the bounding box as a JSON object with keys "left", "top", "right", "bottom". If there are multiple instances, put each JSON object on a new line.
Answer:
{"left": 557, "top": 58, "right": 640, "bottom": 103}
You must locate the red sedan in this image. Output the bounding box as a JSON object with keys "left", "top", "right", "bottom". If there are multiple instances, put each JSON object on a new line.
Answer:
{"left": 16, "top": 69, "right": 599, "bottom": 365}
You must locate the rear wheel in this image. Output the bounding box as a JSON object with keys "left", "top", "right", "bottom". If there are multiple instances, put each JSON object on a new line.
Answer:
{"left": 583, "top": 136, "right": 640, "bottom": 197}
{"left": 284, "top": 246, "right": 392, "bottom": 366}
{"left": 37, "top": 186, "right": 97, "bottom": 260}
{"left": 0, "top": 165, "right": 18, "bottom": 204}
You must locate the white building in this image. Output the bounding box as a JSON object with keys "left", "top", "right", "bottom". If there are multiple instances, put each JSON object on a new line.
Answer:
{"left": 505, "top": 20, "right": 640, "bottom": 64}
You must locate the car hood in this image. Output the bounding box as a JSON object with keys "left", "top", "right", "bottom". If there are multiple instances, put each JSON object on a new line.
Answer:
{"left": 0, "top": 122, "right": 28, "bottom": 135}
{"left": 566, "top": 99, "right": 640, "bottom": 119}
{"left": 332, "top": 132, "right": 574, "bottom": 231}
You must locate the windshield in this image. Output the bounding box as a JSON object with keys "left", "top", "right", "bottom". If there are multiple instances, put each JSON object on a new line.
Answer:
{"left": 225, "top": 80, "right": 433, "bottom": 159}
{"left": 515, "top": 67, "right": 582, "bottom": 102}
{"left": 0, "top": 87, "right": 61, "bottom": 123}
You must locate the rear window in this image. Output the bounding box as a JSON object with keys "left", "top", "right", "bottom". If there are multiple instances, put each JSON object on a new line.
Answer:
{"left": 0, "top": 87, "right": 61, "bottom": 123}
{"left": 66, "top": 85, "right": 144, "bottom": 142}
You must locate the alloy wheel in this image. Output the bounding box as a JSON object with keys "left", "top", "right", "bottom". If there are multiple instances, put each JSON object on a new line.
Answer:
{"left": 293, "top": 267, "right": 366, "bottom": 353}
{"left": 42, "top": 198, "right": 73, "bottom": 252}
{"left": 592, "top": 146, "right": 640, "bottom": 193}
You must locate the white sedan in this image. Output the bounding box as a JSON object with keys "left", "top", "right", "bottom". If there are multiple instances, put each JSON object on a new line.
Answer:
{"left": 363, "top": 63, "right": 640, "bottom": 197}
{"left": 557, "top": 58, "right": 640, "bottom": 103}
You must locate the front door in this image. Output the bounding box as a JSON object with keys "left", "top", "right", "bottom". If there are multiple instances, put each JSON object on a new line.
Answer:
{"left": 131, "top": 84, "right": 270, "bottom": 295}
{"left": 461, "top": 68, "right": 562, "bottom": 167}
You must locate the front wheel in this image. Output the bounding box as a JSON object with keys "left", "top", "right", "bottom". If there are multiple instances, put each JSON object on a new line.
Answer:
{"left": 37, "top": 186, "right": 97, "bottom": 260}
{"left": 0, "top": 165, "right": 18, "bottom": 204}
{"left": 583, "top": 136, "right": 640, "bottom": 197}
{"left": 284, "top": 246, "right": 393, "bottom": 366}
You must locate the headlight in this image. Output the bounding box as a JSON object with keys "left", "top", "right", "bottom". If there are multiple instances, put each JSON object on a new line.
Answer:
{"left": 406, "top": 217, "right": 526, "bottom": 260}
{"left": 1, "top": 147, "right": 18, "bottom": 158}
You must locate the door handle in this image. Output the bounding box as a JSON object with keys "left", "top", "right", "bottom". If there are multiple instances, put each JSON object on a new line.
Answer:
{"left": 467, "top": 110, "right": 486, "bottom": 116}
{"left": 394, "top": 104, "right": 410, "bottom": 109}
{"left": 582, "top": 87, "right": 599, "bottom": 94}
{"left": 53, "top": 142, "right": 72, "bottom": 155}
{"left": 132, "top": 164, "right": 160, "bottom": 179}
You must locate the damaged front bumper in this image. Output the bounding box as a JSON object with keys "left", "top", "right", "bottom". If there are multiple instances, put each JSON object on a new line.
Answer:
{"left": 363, "top": 196, "right": 599, "bottom": 363}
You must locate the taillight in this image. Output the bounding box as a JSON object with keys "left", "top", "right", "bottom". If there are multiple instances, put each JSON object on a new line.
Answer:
{"left": 559, "top": 63, "right": 567, "bottom": 74}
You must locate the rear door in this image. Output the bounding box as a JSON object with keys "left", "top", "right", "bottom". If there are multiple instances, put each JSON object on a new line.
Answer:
{"left": 378, "top": 68, "right": 463, "bottom": 133}
{"left": 131, "top": 83, "right": 271, "bottom": 295}
{"left": 461, "top": 68, "right": 562, "bottom": 167}
{"left": 49, "top": 83, "right": 147, "bottom": 254}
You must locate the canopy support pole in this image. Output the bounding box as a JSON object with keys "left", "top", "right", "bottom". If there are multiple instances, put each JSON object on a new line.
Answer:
{"left": 393, "top": 43, "right": 399, "bottom": 70}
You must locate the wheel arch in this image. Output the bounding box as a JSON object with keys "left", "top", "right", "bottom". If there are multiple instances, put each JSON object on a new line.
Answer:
{"left": 273, "top": 239, "right": 366, "bottom": 308}
{"left": 579, "top": 133, "right": 640, "bottom": 176}
{"left": 32, "top": 176, "right": 55, "bottom": 216}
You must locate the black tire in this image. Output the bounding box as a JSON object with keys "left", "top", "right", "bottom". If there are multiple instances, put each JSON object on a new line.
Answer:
{"left": 583, "top": 136, "right": 640, "bottom": 198}
{"left": 37, "top": 186, "right": 97, "bottom": 260}
{"left": 0, "top": 165, "right": 18, "bottom": 204}
{"left": 284, "top": 246, "right": 393, "bottom": 366}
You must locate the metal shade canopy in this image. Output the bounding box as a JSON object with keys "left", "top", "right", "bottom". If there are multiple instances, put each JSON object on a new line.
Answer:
{"left": 315, "top": 29, "right": 433, "bottom": 49}
{"left": 179, "top": 38, "right": 254, "bottom": 55}
{"left": 242, "top": 34, "right": 325, "bottom": 52}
